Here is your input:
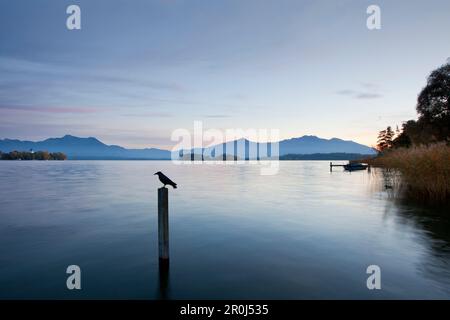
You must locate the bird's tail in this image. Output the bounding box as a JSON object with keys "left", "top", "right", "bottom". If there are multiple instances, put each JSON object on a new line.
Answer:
{"left": 173, "top": 184, "right": 177, "bottom": 189}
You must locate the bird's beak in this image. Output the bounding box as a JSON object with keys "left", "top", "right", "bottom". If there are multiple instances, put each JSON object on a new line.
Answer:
{"left": 153, "top": 173, "right": 157, "bottom": 175}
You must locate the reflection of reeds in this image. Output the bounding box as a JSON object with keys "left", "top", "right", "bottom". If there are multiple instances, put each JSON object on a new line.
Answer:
{"left": 366, "top": 143, "right": 450, "bottom": 204}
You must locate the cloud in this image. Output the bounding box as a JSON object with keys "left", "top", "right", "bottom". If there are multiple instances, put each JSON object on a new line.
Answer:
{"left": 0, "top": 56, "right": 184, "bottom": 93}
{"left": 203, "top": 114, "right": 231, "bottom": 118}
{"left": 360, "top": 82, "right": 379, "bottom": 89}
{"left": 336, "top": 89, "right": 356, "bottom": 96}
{"left": 336, "top": 84, "right": 383, "bottom": 100}
{"left": 85, "top": 74, "right": 184, "bottom": 93}
{"left": 122, "top": 112, "right": 173, "bottom": 118}
{"left": 0, "top": 104, "right": 99, "bottom": 114}
{"left": 356, "top": 93, "right": 383, "bottom": 99}
{"left": 228, "top": 93, "right": 248, "bottom": 100}
{"left": 0, "top": 56, "right": 186, "bottom": 108}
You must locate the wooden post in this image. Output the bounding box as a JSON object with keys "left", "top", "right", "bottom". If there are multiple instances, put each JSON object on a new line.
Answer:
{"left": 158, "top": 258, "right": 170, "bottom": 299}
{"left": 223, "top": 143, "right": 226, "bottom": 161}
{"left": 158, "top": 187, "right": 169, "bottom": 263}
{"left": 330, "top": 162, "right": 332, "bottom": 172}
{"left": 257, "top": 142, "right": 260, "bottom": 161}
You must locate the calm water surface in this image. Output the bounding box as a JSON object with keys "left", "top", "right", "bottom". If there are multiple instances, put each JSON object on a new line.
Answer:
{"left": 0, "top": 161, "right": 449, "bottom": 299}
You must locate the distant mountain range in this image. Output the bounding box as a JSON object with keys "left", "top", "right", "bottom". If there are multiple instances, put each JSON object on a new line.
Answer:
{"left": 0, "top": 135, "right": 376, "bottom": 160}
{"left": 0, "top": 135, "right": 170, "bottom": 160}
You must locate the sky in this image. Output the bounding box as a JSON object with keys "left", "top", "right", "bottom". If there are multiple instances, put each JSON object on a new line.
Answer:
{"left": 0, "top": 0, "right": 449, "bottom": 149}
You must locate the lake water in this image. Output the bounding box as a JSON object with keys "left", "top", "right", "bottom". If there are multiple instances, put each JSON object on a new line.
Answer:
{"left": 0, "top": 161, "right": 449, "bottom": 299}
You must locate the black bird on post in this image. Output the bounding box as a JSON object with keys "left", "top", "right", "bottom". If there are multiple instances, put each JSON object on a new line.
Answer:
{"left": 154, "top": 171, "right": 177, "bottom": 189}
{"left": 154, "top": 171, "right": 176, "bottom": 267}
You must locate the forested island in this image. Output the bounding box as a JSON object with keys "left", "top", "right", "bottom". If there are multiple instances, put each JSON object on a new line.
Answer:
{"left": 0, "top": 151, "right": 67, "bottom": 160}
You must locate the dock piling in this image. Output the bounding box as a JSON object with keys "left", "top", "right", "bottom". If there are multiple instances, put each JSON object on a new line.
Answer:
{"left": 158, "top": 187, "right": 169, "bottom": 263}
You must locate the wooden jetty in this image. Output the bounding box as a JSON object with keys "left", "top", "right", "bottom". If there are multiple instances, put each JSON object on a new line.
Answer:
{"left": 330, "top": 162, "right": 370, "bottom": 172}
{"left": 329, "top": 162, "right": 346, "bottom": 172}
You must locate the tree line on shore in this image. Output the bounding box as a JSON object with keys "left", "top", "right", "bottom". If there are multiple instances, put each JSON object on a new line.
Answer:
{"left": 0, "top": 151, "right": 67, "bottom": 160}
{"left": 371, "top": 60, "right": 449, "bottom": 204}
{"left": 376, "top": 61, "right": 449, "bottom": 151}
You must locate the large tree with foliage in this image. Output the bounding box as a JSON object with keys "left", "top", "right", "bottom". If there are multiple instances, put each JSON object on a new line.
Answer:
{"left": 416, "top": 61, "right": 450, "bottom": 141}
{"left": 377, "top": 126, "right": 395, "bottom": 152}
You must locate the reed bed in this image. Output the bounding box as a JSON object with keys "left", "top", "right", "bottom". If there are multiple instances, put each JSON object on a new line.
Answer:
{"left": 366, "top": 143, "right": 450, "bottom": 204}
